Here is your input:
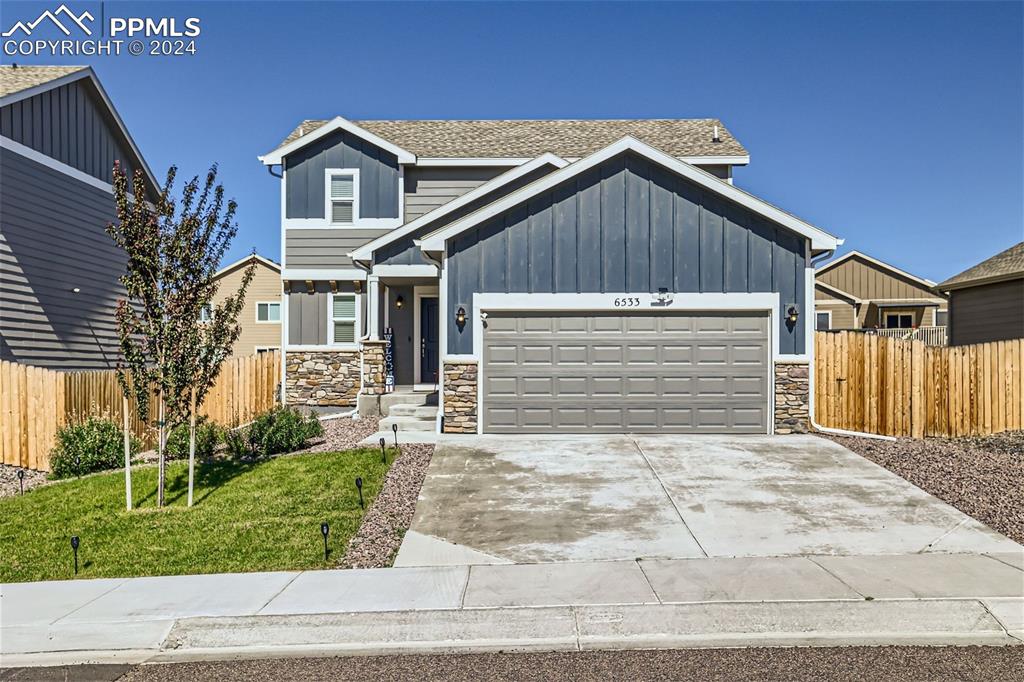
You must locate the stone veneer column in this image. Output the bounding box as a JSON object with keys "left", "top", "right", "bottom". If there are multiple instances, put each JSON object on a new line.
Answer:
{"left": 774, "top": 361, "right": 810, "bottom": 434}
{"left": 285, "top": 350, "right": 361, "bottom": 406}
{"left": 442, "top": 361, "right": 478, "bottom": 433}
{"left": 361, "top": 340, "right": 387, "bottom": 396}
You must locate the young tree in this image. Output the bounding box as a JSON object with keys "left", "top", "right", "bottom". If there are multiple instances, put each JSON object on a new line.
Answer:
{"left": 107, "top": 163, "right": 254, "bottom": 508}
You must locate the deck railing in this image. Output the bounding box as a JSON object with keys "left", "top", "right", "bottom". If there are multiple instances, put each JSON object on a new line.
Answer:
{"left": 866, "top": 326, "right": 948, "bottom": 346}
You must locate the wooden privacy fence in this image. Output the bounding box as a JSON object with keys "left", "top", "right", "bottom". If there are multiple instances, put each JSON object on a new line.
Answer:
{"left": 815, "top": 332, "right": 1023, "bottom": 438}
{"left": 1, "top": 351, "right": 280, "bottom": 471}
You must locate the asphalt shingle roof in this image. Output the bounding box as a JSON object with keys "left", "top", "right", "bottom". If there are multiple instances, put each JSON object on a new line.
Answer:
{"left": 939, "top": 241, "right": 1024, "bottom": 290}
{"left": 277, "top": 118, "right": 748, "bottom": 159}
{"left": 0, "top": 65, "right": 87, "bottom": 98}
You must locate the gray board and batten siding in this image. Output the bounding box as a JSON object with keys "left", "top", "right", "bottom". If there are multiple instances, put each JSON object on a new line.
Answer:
{"left": 0, "top": 147, "right": 125, "bottom": 369}
{"left": 377, "top": 164, "right": 560, "bottom": 266}
{"left": 482, "top": 311, "right": 770, "bottom": 433}
{"left": 446, "top": 151, "right": 807, "bottom": 356}
{"left": 0, "top": 77, "right": 141, "bottom": 185}
{"left": 286, "top": 281, "right": 364, "bottom": 346}
{"left": 284, "top": 129, "right": 400, "bottom": 220}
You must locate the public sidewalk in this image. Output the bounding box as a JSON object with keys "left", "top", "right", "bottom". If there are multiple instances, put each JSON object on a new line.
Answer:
{"left": 2, "top": 552, "right": 1022, "bottom": 667}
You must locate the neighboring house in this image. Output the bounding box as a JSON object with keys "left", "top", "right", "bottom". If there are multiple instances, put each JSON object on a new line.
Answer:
{"left": 938, "top": 241, "right": 1024, "bottom": 347}
{"left": 260, "top": 117, "right": 842, "bottom": 435}
{"left": 0, "top": 65, "right": 157, "bottom": 370}
{"left": 814, "top": 251, "right": 948, "bottom": 343}
{"left": 211, "top": 254, "right": 281, "bottom": 358}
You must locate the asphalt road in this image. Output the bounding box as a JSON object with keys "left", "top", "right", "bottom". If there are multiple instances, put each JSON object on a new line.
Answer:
{"left": 3, "top": 647, "right": 1023, "bottom": 682}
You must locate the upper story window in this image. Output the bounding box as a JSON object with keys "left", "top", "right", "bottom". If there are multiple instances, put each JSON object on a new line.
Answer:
{"left": 256, "top": 302, "right": 281, "bottom": 323}
{"left": 326, "top": 169, "right": 359, "bottom": 225}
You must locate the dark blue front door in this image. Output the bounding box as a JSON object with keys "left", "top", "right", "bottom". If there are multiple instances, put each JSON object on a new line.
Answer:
{"left": 420, "top": 297, "right": 439, "bottom": 383}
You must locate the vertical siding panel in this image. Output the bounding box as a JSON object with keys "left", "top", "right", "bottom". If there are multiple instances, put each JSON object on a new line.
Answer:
{"left": 361, "top": 141, "right": 380, "bottom": 219}
{"left": 699, "top": 201, "right": 724, "bottom": 292}
{"left": 480, "top": 217, "right": 507, "bottom": 293}
{"left": 673, "top": 183, "right": 700, "bottom": 292}
{"left": 506, "top": 206, "right": 530, "bottom": 292}
{"left": 578, "top": 171, "right": 602, "bottom": 292}
{"left": 773, "top": 231, "right": 798, "bottom": 355}
{"left": 723, "top": 213, "right": 749, "bottom": 292}
{"left": 529, "top": 197, "right": 553, "bottom": 293}
{"left": 39, "top": 91, "right": 51, "bottom": 158}
{"left": 601, "top": 157, "right": 626, "bottom": 292}
{"left": 624, "top": 158, "right": 650, "bottom": 293}
{"left": 747, "top": 219, "right": 774, "bottom": 292}
{"left": 649, "top": 168, "right": 674, "bottom": 291}
{"left": 552, "top": 184, "right": 578, "bottom": 292}
{"left": 453, "top": 232, "right": 481, "bottom": 354}
{"left": 0, "top": 102, "right": 11, "bottom": 138}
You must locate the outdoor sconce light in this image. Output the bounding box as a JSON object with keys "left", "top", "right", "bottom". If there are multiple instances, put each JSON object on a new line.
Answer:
{"left": 70, "top": 535, "right": 80, "bottom": 575}
{"left": 320, "top": 522, "right": 330, "bottom": 561}
{"left": 786, "top": 305, "right": 800, "bottom": 324}
{"left": 395, "top": 295, "right": 404, "bottom": 309}
{"left": 455, "top": 307, "right": 467, "bottom": 325}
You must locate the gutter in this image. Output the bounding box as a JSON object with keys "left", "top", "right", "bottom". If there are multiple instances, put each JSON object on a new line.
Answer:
{"left": 808, "top": 249, "right": 896, "bottom": 442}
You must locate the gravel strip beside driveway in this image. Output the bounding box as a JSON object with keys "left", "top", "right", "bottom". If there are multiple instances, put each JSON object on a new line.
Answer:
{"left": 822, "top": 431, "right": 1024, "bottom": 544}
{"left": 298, "top": 415, "right": 382, "bottom": 454}
{"left": 0, "top": 464, "right": 48, "bottom": 499}
{"left": 340, "top": 443, "right": 434, "bottom": 569}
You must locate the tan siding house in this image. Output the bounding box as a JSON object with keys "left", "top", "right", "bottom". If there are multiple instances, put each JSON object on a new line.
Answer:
{"left": 814, "top": 251, "right": 947, "bottom": 333}
{"left": 939, "top": 242, "right": 1024, "bottom": 347}
{"left": 214, "top": 255, "right": 281, "bottom": 357}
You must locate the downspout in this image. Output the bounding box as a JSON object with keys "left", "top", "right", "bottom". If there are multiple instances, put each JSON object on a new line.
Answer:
{"left": 808, "top": 249, "right": 896, "bottom": 442}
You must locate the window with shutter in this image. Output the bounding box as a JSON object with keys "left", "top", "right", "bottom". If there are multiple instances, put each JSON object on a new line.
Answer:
{"left": 328, "top": 172, "right": 358, "bottom": 225}
{"left": 331, "top": 294, "right": 357, "bottom": 344}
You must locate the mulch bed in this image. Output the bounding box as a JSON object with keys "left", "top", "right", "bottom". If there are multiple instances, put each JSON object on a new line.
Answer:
{"left": 822, "top": 431, "right": 1024, "bottom": 544}
{"left": 340, "top": 443, "right": 434, "bottom": 569}
{"left": 0, "top": 464, "right": 48, "bottom": 499}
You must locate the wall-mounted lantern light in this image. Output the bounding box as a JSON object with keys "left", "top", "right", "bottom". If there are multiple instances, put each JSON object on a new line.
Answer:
{"left": 71, "top": 287, "right": 81, "bottom": 294}
{"left": 455, "top": 307, "right": 467, "bottom": 325}
{"left": 395, "top": 295, "right": 404, "bottom": 309}
{"left": 786, "top": 305, "right": 800, "bottom": 324}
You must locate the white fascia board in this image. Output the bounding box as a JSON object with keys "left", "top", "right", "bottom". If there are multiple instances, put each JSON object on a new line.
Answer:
{"left": 0, "top": 67, "right": 159, "bottom": 192}
{"left": 817, "top": 250, "right": 937, "bottom": 289}
{"left": 260, "top": 116, "right": 416, "bottom": 165}
{"left": 419, "top": 136, "right": 841, "bottom": 252}
{"left": 681, "top": 155, "right": 750, "bottom": 166}
{"left": 215, "top": 253, "right": 280, "bottom": 278}
{"left": 813, "top": 281, "right": 861, "bottom": 304}
{"left": 415, "top": 157, "right": 533, "bottom": 167}
{"left": 281, "top": 268, "right": 367, "bottom": 281}
{"left": 349, "top": 153, "right": 569, "bottom": 262}
{"left": 371, "top": 264, "right": 438, "bottom": 278}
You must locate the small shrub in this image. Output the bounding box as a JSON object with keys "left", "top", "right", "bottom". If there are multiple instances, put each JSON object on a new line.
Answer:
{"left": 164, "top": 419, "right": 223, "bottom": 460}
{"left": 50, "top": 417, "right": 139, "bottom": 479}
{"left": 225, "top": 406, "right": 323, "bottom": 458}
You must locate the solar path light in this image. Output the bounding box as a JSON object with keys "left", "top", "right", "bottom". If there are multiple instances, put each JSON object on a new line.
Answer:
{"left": 70, "top": 536, "right": 80, "bottom": 575}
{"left": 320, "top": 522, "right": 330, "bottom": 561}
{"left": 355, "top": 477, "right": 364, "bottom": 509}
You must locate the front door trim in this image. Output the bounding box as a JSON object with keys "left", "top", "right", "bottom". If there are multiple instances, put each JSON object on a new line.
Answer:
{"left": 413, "top": 285, "right": 440, "bottom": 388}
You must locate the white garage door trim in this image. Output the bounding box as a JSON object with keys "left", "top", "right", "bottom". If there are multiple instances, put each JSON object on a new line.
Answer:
{"left": 469, "top": 292, "right": 781, "bottom": 435}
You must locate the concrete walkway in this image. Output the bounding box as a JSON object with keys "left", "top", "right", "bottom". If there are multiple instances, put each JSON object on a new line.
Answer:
{"left": 3, "top": 552, "right": 1022, "bottom": 667}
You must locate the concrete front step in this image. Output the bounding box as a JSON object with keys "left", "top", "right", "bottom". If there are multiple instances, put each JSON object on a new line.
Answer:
{"left": 380, "top": 415, "right": 436, "bottom": 432}
{"left": 379, "top": 391, "right": 438, "bottom": 415}
{"left": 389, "top": 404, "right": 439, "bottom": 418}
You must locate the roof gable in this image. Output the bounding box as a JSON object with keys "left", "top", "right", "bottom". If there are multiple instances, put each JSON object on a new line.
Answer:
{"left": 259, "top": 116, "right": 415, "bottom": 165}
{"left": 939, "top": 241, "right": 1024, "bottom": 290}
{"left": 215, "top": 253, "right": 279, "bottom": 278}
{"left": 418, "top": 136, "right": 841, "bottom": 252}
{"left": 817, "top": 251, "right": 938, "bottom": 293}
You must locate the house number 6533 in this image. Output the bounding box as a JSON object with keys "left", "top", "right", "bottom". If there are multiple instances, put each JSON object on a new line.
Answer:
{"left": 614, "top": 297, "right": 641, "bottom": 307}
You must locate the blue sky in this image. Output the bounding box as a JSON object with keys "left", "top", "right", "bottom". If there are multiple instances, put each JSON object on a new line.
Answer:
{"left": 4, "top": 1, "right": 1022, "bottom": 281}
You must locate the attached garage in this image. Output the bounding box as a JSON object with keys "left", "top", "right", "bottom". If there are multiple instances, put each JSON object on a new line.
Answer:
{"left": 481, "top": 310, "right": 770, "bottom": 433}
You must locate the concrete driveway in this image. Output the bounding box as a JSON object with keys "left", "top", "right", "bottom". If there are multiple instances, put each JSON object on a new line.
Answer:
{"left": 394, "top": 435, "right": 1021, "bottom": 566}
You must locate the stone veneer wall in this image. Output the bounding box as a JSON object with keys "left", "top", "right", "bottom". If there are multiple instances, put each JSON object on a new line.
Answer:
{"left": 361, "top": 341, "right": 387, "bottom": 396}
{"left": 774, "top": 361, "right": 809, "bottom": 434}
{"left": 442, "top": 361, "right": 478, "bottom": 433}
{"left": 286, "top": 350, "right": 361, "bottom": 406}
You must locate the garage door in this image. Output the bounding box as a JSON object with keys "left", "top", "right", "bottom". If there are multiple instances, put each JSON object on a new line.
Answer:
{"left": 481, "top": 311, "right": 769, "bottom": 433}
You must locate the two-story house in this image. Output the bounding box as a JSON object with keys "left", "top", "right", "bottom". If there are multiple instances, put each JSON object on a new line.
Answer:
{"left": 260, "top": 117, "right": 842, "bottom": 435}
{"left": 1, "top": 65, "right": 157, "bottom": 370}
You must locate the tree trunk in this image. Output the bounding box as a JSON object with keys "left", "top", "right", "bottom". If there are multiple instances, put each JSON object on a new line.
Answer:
{"left": 123, "top": 397, "right": 132, "bottom": 511}
{"left": 157, "top": 393, "right": 166, "bottom": 508}
{"left": 187, "top": 386, "right": 196, "bottom": 507}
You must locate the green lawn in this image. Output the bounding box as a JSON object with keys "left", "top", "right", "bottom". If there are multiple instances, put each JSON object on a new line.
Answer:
{"left": 0, "top": 449, "right": 392, "bottom": 583}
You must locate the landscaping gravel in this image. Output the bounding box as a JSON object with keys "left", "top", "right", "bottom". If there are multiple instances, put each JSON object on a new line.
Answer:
{"left": 340, "top": 442, "right": 434, "bottom": 569}
{"left": 0, "top": 464, "right": 48, "bottom": 499}
{"left": 823, "top": 430, "right": 1024, "bottom": 544}
{"left": 298, "top": 414, "right": 381, "bottom": 453}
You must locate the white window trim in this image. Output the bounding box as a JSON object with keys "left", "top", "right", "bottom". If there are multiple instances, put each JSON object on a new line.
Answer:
{"left": 255, "top": 301, "right": 281, "bottom": 324}
{"left": 255, "top": 345, "right": 281, "bottom": 353}
{"left": 933, "top": 309, "right": 948, "bottom": 326}
{"left": 281, "top": 167, "right": 404, "bottom": 230}
{"left": 325, "top": 168, "right": 361, "bottom": 227}
{"left": 327, "top": 291, "right": 361, "bottom": 348}
{"left": 815, "top": 310, "right": 832, "bottom": 331}
{"left": 884, "top": 311, "right": 915, "bottom": 329}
